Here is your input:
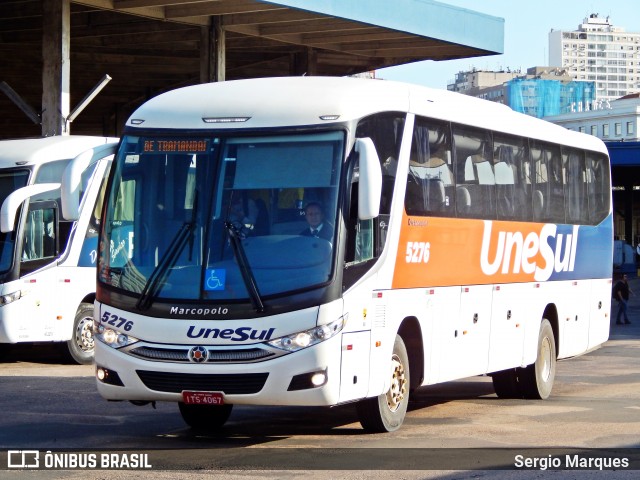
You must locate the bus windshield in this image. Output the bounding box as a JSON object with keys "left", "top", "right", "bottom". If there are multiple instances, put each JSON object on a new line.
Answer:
{"left": 99, "top": 131, "right": 344, "bottom": 306}
{"left": 0, "top": 170, "right": 30, "bottom": 273}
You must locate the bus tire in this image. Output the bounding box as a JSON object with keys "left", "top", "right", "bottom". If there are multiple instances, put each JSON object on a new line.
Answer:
{"left": 66, "top": 303, "right": 95, "bottom": 365}
{"left": 520, "top": 318, "right": 556, "bottom": 399}
{"left": 356, "top": 335, "right": 410, "bottom": 433}
{"left": 491, "top": 368, "right": 521, "bottom": 398}
{"left": 178, "top": 402, "right": 233, "bottom": 431}
{"left": 0, "top": 344, "right": 14, "bottom": 361}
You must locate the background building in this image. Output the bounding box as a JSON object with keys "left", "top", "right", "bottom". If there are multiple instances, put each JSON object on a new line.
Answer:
{"left": 544, "top": 94, "right": 640, "bottom": 245}
{"left": 506, "top": 75, "right": 595, "bottom": 118}
{"left": 548, "top": 13, "right": 640, "bottom": 102}
{"left": 447, "top": 68, "right": 521, "bottom": 95}
{"left": 448, "top": 66, "right": 595, "bottom": 118}
{"left": 543, "top": 93, "right": 640, "bottom": 142}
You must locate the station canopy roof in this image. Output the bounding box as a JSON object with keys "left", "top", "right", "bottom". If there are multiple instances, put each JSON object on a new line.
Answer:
{"left": 0, "top": 0, "right": 504, "bottom": 138}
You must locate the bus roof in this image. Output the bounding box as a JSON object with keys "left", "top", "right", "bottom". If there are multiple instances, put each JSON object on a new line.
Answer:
{"left": 0, "top": 136, "right": 118, "bottom": 170}
{"left": 126, "top": 77, "right": 607, "bottom": 155}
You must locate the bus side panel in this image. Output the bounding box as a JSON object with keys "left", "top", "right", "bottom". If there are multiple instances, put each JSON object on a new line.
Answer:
{"left": 520, "top": 280, "right": 568, "bottom": 367}
{"left": 450, "top": 284, "right": 492, "bottom": 379}
{"left": 423, "top": 286, "right": 457, "bottom": 385}
{"left": 52, "top": 265, "right": 96, "bottom": 341}
{"left": 0, "top": 271, "right": 57, "bottom": 342}
{"left": 556, "top": 280, "right": 590, "bottom": 358}
{"left": 588, "top": 278, "right": 612, "bottom": 350}
{"left": 488, "top": 283, "right": 527, "bottom": 373}
{"left": 339, "top": 331, "right": 371, "bottom": 402}
{"left": 366, "top": 287, "right": 416, "bottom": 396}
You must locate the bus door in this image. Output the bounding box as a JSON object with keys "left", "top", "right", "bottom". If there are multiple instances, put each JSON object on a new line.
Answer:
{"left": 18, "top": 201, "right": 60, "bottom": 340}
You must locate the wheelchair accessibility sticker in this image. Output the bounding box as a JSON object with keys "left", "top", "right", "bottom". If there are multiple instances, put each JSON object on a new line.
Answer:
{"left": 204, "top": 268, "right": 226, "bottom": 291}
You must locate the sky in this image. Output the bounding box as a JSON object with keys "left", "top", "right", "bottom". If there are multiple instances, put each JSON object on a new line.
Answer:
{"left": 378, "top": 0, "right": 640, "bottom": 89}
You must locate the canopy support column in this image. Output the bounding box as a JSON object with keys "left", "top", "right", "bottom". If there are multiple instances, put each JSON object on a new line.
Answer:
{"left": 42, "top": 0, "right": 70, "bottom": 136}
{"left": 200, "top": 17, "right": 226, "bottom": 83}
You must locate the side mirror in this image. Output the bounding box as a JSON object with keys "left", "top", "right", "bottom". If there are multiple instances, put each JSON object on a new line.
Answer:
{"left": 0, "top": 183, "right": 60, "bottom": 233}
{"left": 354, "top": 138, "right": 382, "bottom": 220}
{"left": 61, "top": 142, "right": 118, "bottom": 221}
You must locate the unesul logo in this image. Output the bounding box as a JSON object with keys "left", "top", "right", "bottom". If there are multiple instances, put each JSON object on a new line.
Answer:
{"left": 480, "top": 221, "right": 579, "bottom": 281}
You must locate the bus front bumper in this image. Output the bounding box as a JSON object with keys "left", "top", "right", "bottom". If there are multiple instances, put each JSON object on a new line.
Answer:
{"left": 94, "top": 334, "right": 344, "bottom": 407}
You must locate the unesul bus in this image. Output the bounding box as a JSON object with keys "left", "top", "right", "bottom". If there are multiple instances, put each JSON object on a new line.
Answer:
{"left": 0, "top": 136, "right": 117, "bottom": 363}
{"left": 87, "top": 77, "right": 612, "bottom": 432}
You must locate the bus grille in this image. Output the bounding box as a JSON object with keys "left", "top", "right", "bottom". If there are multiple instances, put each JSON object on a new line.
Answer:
{"left": 136, "top": 370, "right": 269, "bottom": 394}
{"left": 129, "top": 347, "right": 189, "bottom": 362}
{"left": 128, "top": 346, "right": 276, "bottom": 363}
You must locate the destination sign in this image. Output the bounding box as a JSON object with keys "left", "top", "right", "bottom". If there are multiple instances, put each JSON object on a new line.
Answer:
{"left": 143, "top": 139, "right": 209, "bottom": 153}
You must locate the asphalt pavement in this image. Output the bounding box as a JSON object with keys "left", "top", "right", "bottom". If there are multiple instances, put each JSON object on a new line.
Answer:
{"left": 1, "top": 274, "right": 638, "bottom": 480}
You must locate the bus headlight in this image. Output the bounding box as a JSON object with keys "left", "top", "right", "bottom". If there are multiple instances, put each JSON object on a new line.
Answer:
{"left": 95, "top": 323, "right": 139, "bottom": 348}
{"left": 266, "top": 317, "right": 345, "bottom": 352}
{"left": 0, "top": 290, "right": 21, "bottom": 306}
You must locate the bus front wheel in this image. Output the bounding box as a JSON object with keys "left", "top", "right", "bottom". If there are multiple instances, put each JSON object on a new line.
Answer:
{"left": 356, "top": 335, "right": 410, "bottom": 433}
{"left": 520, "top": 318, "right": 556, "bottom": 399}
{"left": 178, "top": 402, "right": 233, "bottom": 431}
{"left": 66, "top": 303, "right": 95, "bottom": 365}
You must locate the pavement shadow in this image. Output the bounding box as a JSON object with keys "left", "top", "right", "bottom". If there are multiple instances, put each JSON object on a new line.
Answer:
{"left": 0, "top": 342, "right": 74, "bottom": 365}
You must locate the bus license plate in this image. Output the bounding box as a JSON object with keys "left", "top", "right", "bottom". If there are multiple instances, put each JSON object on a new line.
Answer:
{"left": 182, "top": 391, "right": 224, "bottom": 405}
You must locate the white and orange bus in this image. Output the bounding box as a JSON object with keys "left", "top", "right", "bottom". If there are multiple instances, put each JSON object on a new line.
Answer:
{"left": 88, "top": 77, "right": 612, "bottom": 432}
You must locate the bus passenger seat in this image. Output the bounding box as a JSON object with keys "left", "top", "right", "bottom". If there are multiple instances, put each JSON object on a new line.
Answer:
{"left": 456, "top": 186, "right": 471, "bottom": 215}
{"left": 425, "top": 178, "right": 445, "bottom": 212}
{"left": 533, "top": 190, "right": 544, "bottom": 218}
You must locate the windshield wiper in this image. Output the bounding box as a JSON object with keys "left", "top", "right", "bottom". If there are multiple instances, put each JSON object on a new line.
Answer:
{"left": 224, "top": 221, "right": 265, "bottom": 313}
{"left": 135, "top": 222, "right": 195, "bottom": 311}
{"left": 136, "top": 194, "right": 199, "bottom": 311}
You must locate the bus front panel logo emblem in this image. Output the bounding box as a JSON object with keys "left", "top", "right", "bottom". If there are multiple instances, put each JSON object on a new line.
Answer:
{"left": 189, "top": 346, "right": 208, "bottom": 363}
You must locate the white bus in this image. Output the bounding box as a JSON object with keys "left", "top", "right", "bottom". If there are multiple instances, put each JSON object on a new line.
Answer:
{"left": 0, "top": 135, "right": 117, "bottom": 364}
{"left": 91, "top": 77, "right": 612, "bottom": 432}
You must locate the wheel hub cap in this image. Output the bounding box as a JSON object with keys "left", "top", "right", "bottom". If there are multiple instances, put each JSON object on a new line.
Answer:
{"left": 386, "top": 353, "right": 407, "bottom": 412}
{"left": 77, "top": 316, "right": 94, "bottom": 352}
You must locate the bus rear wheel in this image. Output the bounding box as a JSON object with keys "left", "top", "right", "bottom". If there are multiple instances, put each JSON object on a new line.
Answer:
{"left": 178, "top": 402, "right": 233, "bottom": 431}
{"left": 356, "top": 335, "right": 410, "bottom": 433}
{"left": 66, "top": 303, "right": 95, "bottom": 365}
{"left": 520, "top": 318, "right": 556, "bottom": 399}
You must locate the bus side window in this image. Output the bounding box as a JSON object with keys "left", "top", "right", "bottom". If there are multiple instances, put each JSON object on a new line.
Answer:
{"left": 78, "top": 173, "right": 109, "bottom": 267}
{"left": 21, "top": 203, "right": 57, "bottom": 275}
{"left": 453, "top": 126, "right": 495, "bottom": 219}
{"left": 547, "top": 146, "right": 565, "bottom": 223}
{"left": 405, "top": 118, "right": 453, "bottom": 217}
{"left": 108, "top": 178, "right": 137, "bottom": 268}
{"left": 564, "top": 148, "right": 589, "bottom": 225}
{"left": 355, "top": 112, "right": 405, "bottom": 216}
{"left": 345, "top": 161, "right": 374, "bottom": 265}
{"left": 586, "top": 152, "right": 611, "bottom": 225}
{"left": 493, "top": 134, "right": 531, "bottom": 221}
{"left": 531, "top": 141, "right": 564, "bottom": 223}
{"left": 348, "top": 112, "right": 404, "bottom": 269}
